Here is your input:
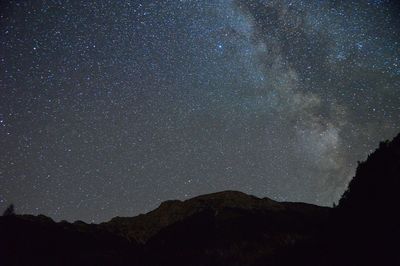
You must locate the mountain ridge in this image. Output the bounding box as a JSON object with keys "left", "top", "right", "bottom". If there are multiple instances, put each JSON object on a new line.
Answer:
{"left": 1, "top": 190, "right": 330, "bottom": 265}
{"left": 1, "top": 132, "right": 400, "bottom": 265}
{"left": 100, "top": 190, "right": 327, "bottom": 243}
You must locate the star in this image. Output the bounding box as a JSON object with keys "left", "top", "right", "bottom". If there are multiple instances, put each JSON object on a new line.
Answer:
{"left": 0, "top": 0, "right": 399, "bottom": 222}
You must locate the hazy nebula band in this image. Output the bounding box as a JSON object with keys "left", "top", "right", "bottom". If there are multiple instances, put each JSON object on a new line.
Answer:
{"left": 1, "top": 0, "right": 399, "bottom": 222}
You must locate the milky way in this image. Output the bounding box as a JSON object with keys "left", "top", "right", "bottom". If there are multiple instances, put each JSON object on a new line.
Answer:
{"left": 1, "top": 0, "right": 399, "bottom": 222}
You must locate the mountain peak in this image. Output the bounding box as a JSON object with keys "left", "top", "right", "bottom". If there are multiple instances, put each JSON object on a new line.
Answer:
{"left": 102, "top": 190, "right": 290, "bottom": 242}
{"left": 185, "top": 190, "right": 282, "bottom": 211}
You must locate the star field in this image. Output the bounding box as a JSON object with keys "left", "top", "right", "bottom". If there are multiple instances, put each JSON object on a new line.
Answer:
{"left": 1, "top": 0, "right": 400, "bottom": 222}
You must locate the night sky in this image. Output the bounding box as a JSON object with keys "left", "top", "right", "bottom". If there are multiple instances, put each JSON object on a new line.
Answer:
{"left": 1, "top": 0, "right": 399, "bottom": 223}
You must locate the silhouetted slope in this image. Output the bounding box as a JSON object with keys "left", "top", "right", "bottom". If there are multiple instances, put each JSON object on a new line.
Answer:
{"left": 144, "top": 200, "right": 329, "bottom": 266}
{"left": 0, "top": 215, "right": 140, "bottom": 266}
{"left": 1, "top": 133, "right": 400, "bottom": 265}
{"left": 333, "top": 132, "right": 400, "bottom": 266}
{"left": 339, "top": 133, "right": 400, "bottom": 213}
{"left": 100, "top": 191, "right": 286, "bottom": 242}
{"left": 0, "top": 191, "right": 329, "bottom": 266}
{"left": 101, "top": 191, "right": 329, "bottom": 266}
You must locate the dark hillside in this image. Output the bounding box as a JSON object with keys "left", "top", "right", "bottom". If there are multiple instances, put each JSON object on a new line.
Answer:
{"left": 1, "top": 133, "right": 400, "bottom": 265}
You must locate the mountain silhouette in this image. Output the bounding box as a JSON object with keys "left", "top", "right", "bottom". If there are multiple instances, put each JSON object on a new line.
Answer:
{"left": 334, "top": 132, "right": 400, "bottom": 265}
{"left": 1, "top": 133, "right": 399, "bottom": 265}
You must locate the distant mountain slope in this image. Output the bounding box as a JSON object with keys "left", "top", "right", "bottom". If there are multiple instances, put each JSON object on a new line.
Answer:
{"left": 1, "top": 132, "right": 400, "bottom": 266}
{"left": 100, "top": 190, "right": 314, "bottom": 243}
{"left": 139, "top": 192, "right": 330, "bottom": 266}
{"left": 0, "top": 191, "right": 329, "bottom": 266}
{"left": 0, "top": 214, "right": 140, "bottom": 266}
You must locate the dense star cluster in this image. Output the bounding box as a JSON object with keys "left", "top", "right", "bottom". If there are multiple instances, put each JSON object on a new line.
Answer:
{"left": 1, "top": 0, "right": 399, "bottom": 222}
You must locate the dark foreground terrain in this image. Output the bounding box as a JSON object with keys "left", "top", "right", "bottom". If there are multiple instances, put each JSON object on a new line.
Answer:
{"left": 1, "top": 133, "right": 399, "bottom": 266}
